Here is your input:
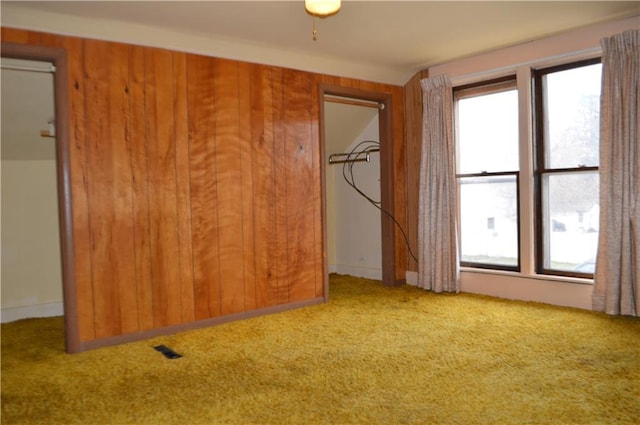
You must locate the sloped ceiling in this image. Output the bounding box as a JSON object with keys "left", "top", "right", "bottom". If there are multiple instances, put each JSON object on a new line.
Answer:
{"left": 1, "top": 58, "right": 56, "bottom": 161}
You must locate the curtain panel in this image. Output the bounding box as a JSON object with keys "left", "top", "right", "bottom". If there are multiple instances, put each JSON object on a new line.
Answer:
{"left": 592, "top": 29, "right": 640, "bottom": 316}
{"left": 417, "top": 75, "right": 459, "bottom": 293}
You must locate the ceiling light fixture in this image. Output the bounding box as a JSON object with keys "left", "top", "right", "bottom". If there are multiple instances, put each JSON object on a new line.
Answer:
{"left": 305, "top": 0, "right": 341, "bottom": 17}
{"left": 305, "top": 0, "right": 341, "bottom": 41}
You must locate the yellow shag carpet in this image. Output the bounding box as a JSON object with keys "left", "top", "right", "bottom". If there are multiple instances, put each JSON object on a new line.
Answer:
{"left": 2, "top": 274, "right": 639, "bottom": 424}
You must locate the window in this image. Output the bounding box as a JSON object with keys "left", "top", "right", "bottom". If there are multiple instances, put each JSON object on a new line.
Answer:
{"left": 455, "top": 78, "right": 519, "bottom": 271}
{"left": 534, "top": 59, "right": 601, "bottom": 277}
{"left": 454, "top": 59, "right": 601, "bottom": 279}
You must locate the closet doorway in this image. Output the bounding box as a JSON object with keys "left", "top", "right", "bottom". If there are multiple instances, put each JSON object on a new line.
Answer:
{"left": 320, "top": 84, "right": 397, "bottom": 292}
{"left": 1, "top": 57, "right": 61, "bottom": 322}
{"left": 1, "top": 42, "right": 78, "bottom": 353}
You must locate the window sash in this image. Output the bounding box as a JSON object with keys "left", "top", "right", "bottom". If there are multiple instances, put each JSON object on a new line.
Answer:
{"left": 533, "top": 58, "right": 601, "bottom": 278}
{"left": 458, "top": 172, "right": 520, "bottom": 272}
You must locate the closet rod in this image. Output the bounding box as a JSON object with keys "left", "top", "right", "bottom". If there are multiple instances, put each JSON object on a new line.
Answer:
{"left": 328, "top": 148, "right": 380, "bottom": 165}
{"left": 324, "top": 96, "right": 382, "bottom": 109}
{"left": 0, "top": 64, "right": 56, "bottom": 73}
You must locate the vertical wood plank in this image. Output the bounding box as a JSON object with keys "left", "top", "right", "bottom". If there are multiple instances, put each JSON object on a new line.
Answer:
{"left": 84, "top": 39, "right": 137, "bottom": 338}
{"left": 173, "top": 51, "right": 196, "bottom": 323}
{"left": 187, "top": 54, "right": 220, "bottom": 320}
{"left": 309, "top": 74, "right": 324, "bottom": 298}
{"left": 404, "top": 71, "right": 428, "bottom": 273}
{"left": 144, "top": 48, "right": 183, "bottom": 327}
{"left": 238, "top": 61, "right": 257, "bottom": 311}
{"left": 392, "top": 86, "right": 408, "bottom": 281}
{"left": 214, "top": 58, "right": 245, "bottom": 316}
{"left": 128, "top": 45, "right": 154, "bottom": 331}
{"left": 283, "top": 69, "right": 317, "bottom": 302}
{"left": 64, "top": 36, "right": 96, "bottom": 342}
{"left": 251, "top": 65, "right": 279, "bottom": 308}
{"left": 271, "top": 66, "right": 290, "bottom": 305}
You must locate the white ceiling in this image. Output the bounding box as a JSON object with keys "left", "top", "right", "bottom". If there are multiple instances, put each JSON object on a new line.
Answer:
{"left": 2, "top": 1, "right": 638, "bottom": 84}
{"left": 1, "top": 1, "right": 637, "bottom": 161}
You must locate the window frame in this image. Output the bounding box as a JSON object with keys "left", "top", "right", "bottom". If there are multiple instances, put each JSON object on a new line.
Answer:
{"left": 454, "top": 76, "right": 521, "bottom": 272}
{"left": 532, "top": 57, "right": 601, "bottom": 279}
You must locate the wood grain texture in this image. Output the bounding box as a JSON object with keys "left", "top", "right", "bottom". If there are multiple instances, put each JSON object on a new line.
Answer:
{"left": 213, "top": 58, "right": 246, "bottom": 316}
{"left": 251, "top": 65, "right": 280, "bottom": 308}
{"left": 403, "top": 70, "right": 429, "bottom": 273}
{"left": 172, "top": 51, "right": 196, "bottom": 324}
{"left": 2, "top": 28, "right": 406, "bottom": 349}
{"left": 186, "top": 54, "right": 220, "bottom": 320}
{"left": 128, "top": 45, "right": 154, "bottom": 332}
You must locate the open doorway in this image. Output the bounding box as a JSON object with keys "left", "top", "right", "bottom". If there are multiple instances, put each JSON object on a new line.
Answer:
{"left": 324, "top": 96, "right": 381, "bottom": 279}
{"left": 1, "top": 58, "right": 61, "bottom": 321}
{"left": 320, "top": 84, "right": 397, "bottom": 293}
{"left": 1, "top": 42, "right": 78, "bottom": 353}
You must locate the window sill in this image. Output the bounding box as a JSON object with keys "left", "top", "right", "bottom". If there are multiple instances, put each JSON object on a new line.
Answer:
{"left": 460, "top": 266, "right": 594, "bottom": 285}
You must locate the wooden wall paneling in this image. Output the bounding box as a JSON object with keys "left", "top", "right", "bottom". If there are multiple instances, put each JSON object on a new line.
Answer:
{"left": 2, "top": 28, "right": 407, "bottom": 349}
{"left": 127, "top": 46, "right": 154, "bottom": 330}
{"left": 271, "top": 66, "right": 290, "bottom": 304}
{"left": 238, "top": 61, "right": 257, "bottom": 311}
{"left": 128, "top": 45, "right": 154, "bottom": 331}
{"left": 1, "top": 27, "right": 40, "bottom": 44}
{"left": 250, "top": 65, "right": 279, "bottom": 308}
{"left": 63, "top": 37, "right": 95, "bottom": 342}
{"left": 283, "top": 69, "right": 317, "bottom": 302}
{"left": 172, "top": 51, "right": 196, "bottom": 323}
{"left": 83, "top": 40, "right": 137, "bottom": 338}
{"left": 391, "top": 85, "right": 408, "bottom": 282}
{"left": 213, "top": 58, "right": 246, "bottom": 316}
{"left": 186, "top": 54, "right": 220, "bottom": 320}
{"left": 144, "top": 48, "right": 183, "bottom": 327}
{"left": 404, "top": 70, "right": 429, "bottom": 273}
{"left": 310, "top": 74, "right": 324, "bottom": 299}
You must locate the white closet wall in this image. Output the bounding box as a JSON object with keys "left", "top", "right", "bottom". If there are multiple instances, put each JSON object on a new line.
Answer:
{"left": 332, "top": 116, "right": 382, "bottom": 279}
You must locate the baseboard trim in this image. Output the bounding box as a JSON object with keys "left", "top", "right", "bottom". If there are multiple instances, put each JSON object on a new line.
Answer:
{"left": 1, "top": 302, "right": 64, "bottom": 323}
{"left": 78, "top": 297, "right": 326, "bottom": 353}
{"left": 405, "top": 271, "right": 418, "bottom": 286}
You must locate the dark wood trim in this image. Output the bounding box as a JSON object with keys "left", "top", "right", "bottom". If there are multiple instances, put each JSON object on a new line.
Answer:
{"left": 532, "top": 57, "right": 601, "bottom": 279}
{"left": 79, "top": 297, "right": 325, "bottom": 352}
{"left": 318, "top": 83, "right": 399, "bottom": 287}
{"left": 1, "top": 42, "right": 79, "bottom": 353}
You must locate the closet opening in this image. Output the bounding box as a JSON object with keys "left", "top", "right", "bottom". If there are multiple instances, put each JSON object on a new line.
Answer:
{"left": 319, "top": 84, "right": 397, "bottom": 296}
{"left": 1, "top": 42, "right": 78, "bottom": 353}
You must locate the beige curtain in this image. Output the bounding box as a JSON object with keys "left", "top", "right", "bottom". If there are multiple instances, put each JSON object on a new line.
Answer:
{"left": 417, "top": 75, "right": 459, "bottom": 293}
{"left": 592, "top": 30, "right": 640, "bottom": 316}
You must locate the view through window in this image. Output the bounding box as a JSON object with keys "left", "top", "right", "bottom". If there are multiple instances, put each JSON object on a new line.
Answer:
{"left": 535, "top": 60, "right": 601, "bottom": 276}
{"left": 454, "top": 59, "right": 601, "bottom": 278}
{"left": 455, "top": 79, "right": 519, "bottom": 270}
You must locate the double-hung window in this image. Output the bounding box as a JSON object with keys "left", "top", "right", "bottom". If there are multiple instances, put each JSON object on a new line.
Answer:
{"left": 454, "top": 59, "right": 601, "bottom": 279}
{"left": 534, "top": 59, "right": 602, "bottom": 277}
{"left": 455, "top": 78, "right": 519, "bottom": 271}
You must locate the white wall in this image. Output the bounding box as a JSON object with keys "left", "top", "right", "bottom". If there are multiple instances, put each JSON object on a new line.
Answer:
{"left": 331, "top": 116, "right": 382, "bottom": 279}
{"left": 408, "top": 17, "right": 639, "bottom": 310}
{"left": 1, "top": 160, "right": 63, "bottom": 322}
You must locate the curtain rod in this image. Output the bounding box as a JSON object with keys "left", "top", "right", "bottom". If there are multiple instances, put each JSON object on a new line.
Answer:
{"left": 324, "top": 95, "right": 382, "bottom": 109}
{"left": 1, "top": 64, "right": 56, "bottom": 74}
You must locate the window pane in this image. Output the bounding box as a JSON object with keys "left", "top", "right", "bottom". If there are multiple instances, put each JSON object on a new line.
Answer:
{"left": 542, "top": 172, "right": 599, "bottom": 273}
{"left": 458, "top": 89, "right": 519, "bottom": 173}
{"left": 544, "top": 63, "right": 601, "bottom": 169}
{"left": 460, "top": 175, "right": 518, "bottom": 267}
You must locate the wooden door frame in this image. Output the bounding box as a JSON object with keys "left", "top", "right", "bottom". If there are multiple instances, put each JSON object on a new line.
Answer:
{"left": 2, "top": 42, "right": 79, "bottom": 353}
{"left": 319, "top": 83, "right": 398, "bottom": 297}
